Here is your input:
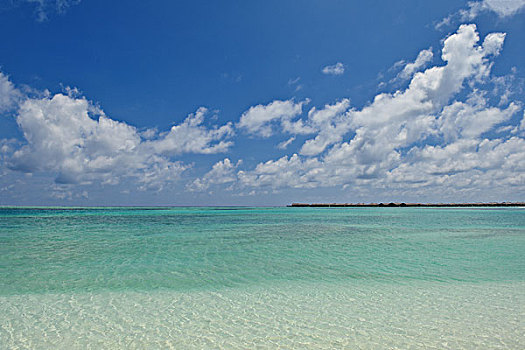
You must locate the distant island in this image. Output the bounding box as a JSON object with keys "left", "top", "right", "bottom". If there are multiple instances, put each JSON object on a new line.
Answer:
{"left": 288, "top": 202, "right": 525, "bottom": 207}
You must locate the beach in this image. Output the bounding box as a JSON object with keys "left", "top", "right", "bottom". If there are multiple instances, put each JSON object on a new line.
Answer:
{"left": 1, "top": 207, "right": 524, "bottom": 348}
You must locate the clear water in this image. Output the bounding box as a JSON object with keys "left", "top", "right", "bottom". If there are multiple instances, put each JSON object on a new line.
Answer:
{"left": 1, "top": 207, "right": 524, "bottom": 348}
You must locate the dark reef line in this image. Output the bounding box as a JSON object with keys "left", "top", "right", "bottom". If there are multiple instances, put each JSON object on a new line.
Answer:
{"left": 288, "top": 202, "right": 525, "bottom": 207}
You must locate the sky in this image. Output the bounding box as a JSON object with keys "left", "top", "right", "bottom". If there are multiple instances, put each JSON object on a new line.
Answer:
{"left": 0, "top": 0, "right": 525, "bottom": 206}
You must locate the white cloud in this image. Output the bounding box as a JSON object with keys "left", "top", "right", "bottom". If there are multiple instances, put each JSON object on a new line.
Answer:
{"left": 277, "top": 136, "right": 295, "bottom": 150}
{"left": 437, "top": 1, "right": 525, "bottom": 29}
{"left": 287, "top": 77, "right": 300, "bottom": 85}
{"left": 389, "top": 137, "right": 525, "bottom": 190}
{"left": 187, "top": 158, "right": 240, "bottom": 192}
{"left": 49, "top": 184, "right": 88, "bottom": 201}
{"left": 2, "top": 23, "right": 524, "bottom": 202}
{"left": 317, "top": 24, "right": 504, "bottom": 163}
{"left": 322, "top": 62, "right": 345, "bottom": 75}
{"left": 287, "top": 77, "right": 303, "bottom": 92}
{"left": 298, "top": 99, "right": 351, "bottom": 156}
{"left": 231, "top": 25, "right": 524, "bottom": 198}
{"left": 237, "top": 99, "right": 308, "bottom": 137}
{"left": 0, "top": 72, "right": 21, "bottom": 113}
{"left": 438, "top": 96, "right": 519, "bottom": 142}
{"left": 238, "top": 154, "right": 326, "bottom": 189}
{"left": 397, "top": 48, "right": 433, "bottom": 81}
{"left": 0, "top": 139, "right": 18, "bottom": 162}
{"left": 150, "top": 107, "right": 234, "bottom": 155}
{"left": 7, "top": 92, "right": 232, "bottom": 191}
{"left": 22, "top": 0, "right": 81, "bottom": 22}
{"left": 237, "top": 98, "right": 352, "bottom": 152}
{"left": 465, "top": 0, "right": 525, "bottom": 18}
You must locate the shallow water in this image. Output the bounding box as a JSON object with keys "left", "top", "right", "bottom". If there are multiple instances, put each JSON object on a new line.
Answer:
{"left": 1, "top": 207, "right": 524, "bottom": 348}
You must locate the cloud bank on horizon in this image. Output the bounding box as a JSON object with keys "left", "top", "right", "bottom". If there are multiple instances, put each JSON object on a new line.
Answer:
{"left": 0, "top": 1, "right": 524, "bottom": 204}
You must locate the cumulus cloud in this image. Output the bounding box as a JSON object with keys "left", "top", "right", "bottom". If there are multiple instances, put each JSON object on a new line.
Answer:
{"left": 238, "top": 154, "right": 326, "bottom": 189}
{"left": 2, "top": 23, "right": 524, "bottom": 202}
{"left": 305, "top": 25, "right": 504, "bottom": 160}
{"left": 465, "top": 0, "right": 525, "bottom": 18}
{"left": 396, "top": 48, "right": 433, "bottom": 81}
{"left": 520, "top": 111, "right": 525, "bottom": 130}
{"left": 230, "top": 24, "right": 524, "bottom": 198}
{"left": 3, "top": 89, "right": 233, "bottom": 191}
{"left": 322, "top": 62, "right": 345, "bottom": 75}
{"left": 187, "top": 158, "right": 240, "bottom": 192}
{"left": 0, "top": 72, "right": 21, "bottom": 113}
{"left": 438, "top": 96, "right": 519, "bottom": 142}
{"left": 237, "top": 99, "right": 309, "bottom": 137}
{"left": 388, "top": 137, "right": 525, "bottom": 191}
{"left": 437, "top": 0, "right": 525, "bottom": 29}
{"left": 150, "top": 107, "right": 233, "bottom": 155}
{"left": 237, "top": 98, "right": 351, "bottom": 154}
{"left": 298, "top": 99, "right": 351, "bottom": 156}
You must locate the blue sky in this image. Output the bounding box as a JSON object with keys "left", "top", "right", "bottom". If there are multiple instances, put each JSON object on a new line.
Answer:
{"left": 1, "top": 0, "right": 524, "bottom": 205}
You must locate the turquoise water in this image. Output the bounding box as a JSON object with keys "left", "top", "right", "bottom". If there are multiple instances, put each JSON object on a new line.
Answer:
{"left": 1, "top": 207, "right": 524, "bottom": 348}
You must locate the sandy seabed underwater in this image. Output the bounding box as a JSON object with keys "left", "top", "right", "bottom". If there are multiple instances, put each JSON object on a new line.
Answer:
{"left": 1, "top": 206, "right": 524, "bottom": 349}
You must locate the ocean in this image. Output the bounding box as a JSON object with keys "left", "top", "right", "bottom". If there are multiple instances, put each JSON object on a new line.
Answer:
{"left": 1, "top": 207, "right": 524, "bottom": 348}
